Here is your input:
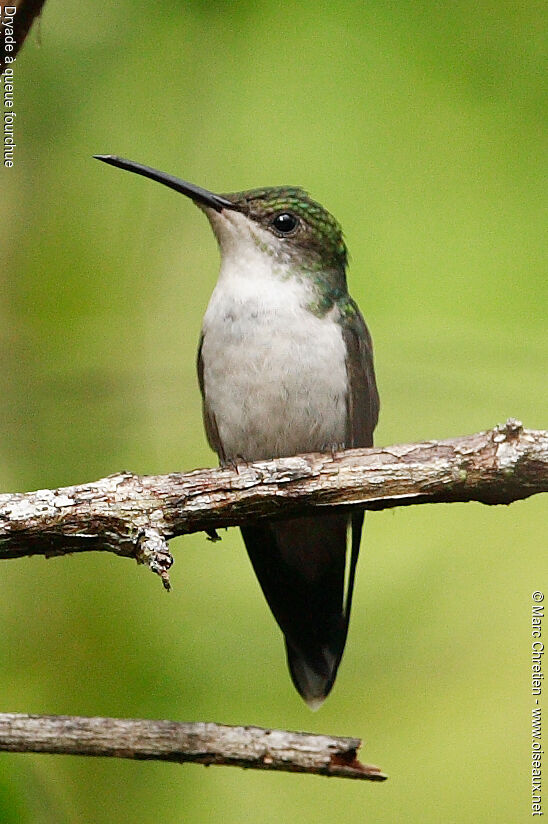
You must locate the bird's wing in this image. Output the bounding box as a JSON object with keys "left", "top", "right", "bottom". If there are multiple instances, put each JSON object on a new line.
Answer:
{"left": 339, "top": 300, "right": 380, "bottom": 651}
{"left": 197, "top": 333, "right": 226, "bottom": 463}
{"left": 341, "top": 300, "right": 380, "bottom": 450}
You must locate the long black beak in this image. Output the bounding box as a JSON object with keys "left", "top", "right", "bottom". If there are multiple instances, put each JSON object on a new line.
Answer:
{"left": 93, "top": 155, "right": 235, "bottom": 213}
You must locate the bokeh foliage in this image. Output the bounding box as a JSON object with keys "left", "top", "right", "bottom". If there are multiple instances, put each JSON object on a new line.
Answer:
{"left": 0, "top": 1, "right": 546, "bottom": 821}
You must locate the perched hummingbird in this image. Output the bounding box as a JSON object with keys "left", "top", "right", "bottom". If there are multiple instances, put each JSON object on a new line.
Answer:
{"left": 94, "top": 155, "right": 380, "bottom": 708}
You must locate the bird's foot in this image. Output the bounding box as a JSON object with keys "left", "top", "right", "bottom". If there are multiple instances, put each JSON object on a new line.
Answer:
{"left": 328, "top": 442, "right": 345, "bottom": 459}
{"left": 220, "top": 454, "right": 249, "bottom": 474}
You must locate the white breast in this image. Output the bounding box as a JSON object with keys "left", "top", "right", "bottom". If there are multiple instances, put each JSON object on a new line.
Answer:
{"left": 200, "top": 251, "right": 348, "bottom": 462}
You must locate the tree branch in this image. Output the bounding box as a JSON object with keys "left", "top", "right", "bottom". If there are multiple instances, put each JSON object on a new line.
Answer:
{"left": 0, "top": 713, "right": 387, "bottom": 781}
{"left": 1, "top": 421, "right": 544, "bottom": 779}
{"left": 1, "top": 0, "right": 47, "bottom": 74}
{"left": 1, "top": 419, "right": 546, "bottom": 588}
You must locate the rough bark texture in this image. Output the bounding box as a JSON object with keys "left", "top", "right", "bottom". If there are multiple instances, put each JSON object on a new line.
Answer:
{"left": 0, "top": 419, "right": 544, "bottom": 779}
{"left": 0, "top": 420, "right": 546, "bottom": 588}
{"left": 0, "top": 713, "right": 386, "bottom": 781}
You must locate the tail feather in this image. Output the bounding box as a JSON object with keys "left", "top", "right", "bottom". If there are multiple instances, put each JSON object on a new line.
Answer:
{"left": 286, "top": 641, "right": 338, "bottom": 710}
{"left": 241, "top": 510, "right": 363, "bottom": 706}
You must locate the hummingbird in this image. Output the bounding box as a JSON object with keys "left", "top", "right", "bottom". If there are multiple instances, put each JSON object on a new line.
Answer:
{"left": 94, "top": 155, "right": 380, "bottom": 709}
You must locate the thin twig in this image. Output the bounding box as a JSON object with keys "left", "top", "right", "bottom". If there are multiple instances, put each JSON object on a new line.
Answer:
{"left": 0, "top": 713, "right": 387, "bottom": 781}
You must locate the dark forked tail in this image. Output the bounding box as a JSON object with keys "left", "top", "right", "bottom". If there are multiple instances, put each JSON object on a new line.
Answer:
{"left": 241, "top": 510, "right": 363, "bottom": 708}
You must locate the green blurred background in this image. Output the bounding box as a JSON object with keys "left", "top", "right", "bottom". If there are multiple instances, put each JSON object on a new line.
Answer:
{"left": 1, "top": 1, "right": 546, "bottom": 821}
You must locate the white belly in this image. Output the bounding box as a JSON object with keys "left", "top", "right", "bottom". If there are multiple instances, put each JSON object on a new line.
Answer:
{"left": 200, "top": 271, "right": 348, "bottom": 461}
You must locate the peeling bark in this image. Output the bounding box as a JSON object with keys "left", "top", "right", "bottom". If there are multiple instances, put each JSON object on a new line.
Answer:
{"left": 0, "top": 419, "right": 545, "bottom": 779}
{"left": 0, "top": 420, "right": 545, "bottom": 588}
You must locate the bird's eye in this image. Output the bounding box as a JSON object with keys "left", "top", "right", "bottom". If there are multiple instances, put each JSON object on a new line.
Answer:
{"left": 271, "top": 212, "right": 299, "bottom": 235}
